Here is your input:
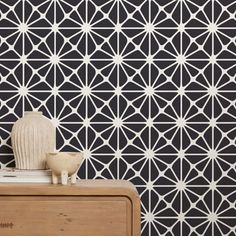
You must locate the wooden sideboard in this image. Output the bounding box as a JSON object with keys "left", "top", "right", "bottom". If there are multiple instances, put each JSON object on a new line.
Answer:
{"left": 0, "top": 180, "right": 140, "bottom": 236}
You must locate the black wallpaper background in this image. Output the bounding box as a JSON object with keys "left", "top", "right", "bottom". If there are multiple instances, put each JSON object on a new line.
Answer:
{"left": 0, "top": 0, "right": 236, "bottom": 235}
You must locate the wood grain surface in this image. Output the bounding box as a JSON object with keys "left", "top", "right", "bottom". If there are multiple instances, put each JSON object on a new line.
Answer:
{"left": 0, "top": 180, "right": 140, "bottom": 236}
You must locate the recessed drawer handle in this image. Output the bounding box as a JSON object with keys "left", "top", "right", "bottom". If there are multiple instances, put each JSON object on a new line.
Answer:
{"left": 0, "top": 222, "right": 14, "bottom": 229}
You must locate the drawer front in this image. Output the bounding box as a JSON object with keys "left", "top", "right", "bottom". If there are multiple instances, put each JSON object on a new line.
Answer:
{"left": 0, "top": 196, "right": 131, "bottom": 236}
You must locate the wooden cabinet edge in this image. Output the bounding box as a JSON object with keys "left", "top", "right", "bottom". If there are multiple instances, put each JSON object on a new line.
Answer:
{"left": 0, "top": 180, "right": 139, "bottom": 197}
{"left": 131, "top": 194, "right": 141, "bottom": 236}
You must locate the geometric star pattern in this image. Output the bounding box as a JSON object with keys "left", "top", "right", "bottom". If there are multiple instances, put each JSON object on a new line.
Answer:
{"left": 0, "top": 1, "right": 236, "bottom": 235}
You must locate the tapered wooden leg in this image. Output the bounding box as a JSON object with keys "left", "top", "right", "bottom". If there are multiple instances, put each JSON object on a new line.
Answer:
{"left": 52, "top": 172, "right": 58, "bottom": 184}
{"left": 71, "top": 173, "right": 77, "bottom": 184}
{"left": 61, "top": 170, "right": 68, "bottom": 185}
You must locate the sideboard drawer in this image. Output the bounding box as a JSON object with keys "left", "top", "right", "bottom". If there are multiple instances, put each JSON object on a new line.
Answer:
{"left": 0, "top": 180, "right": 140, "bottom": 236}
{"left": 0, "top": 196, "right": 131, "bottom": 236}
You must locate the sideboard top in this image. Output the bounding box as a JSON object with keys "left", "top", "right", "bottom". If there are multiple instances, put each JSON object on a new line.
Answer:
{"left": 0, "top": 180, "right": 139, "bottom": 200}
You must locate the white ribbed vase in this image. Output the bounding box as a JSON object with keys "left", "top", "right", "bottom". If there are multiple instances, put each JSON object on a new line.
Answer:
{"left": 11, "top": 112, "right": 55, "bottom": 169}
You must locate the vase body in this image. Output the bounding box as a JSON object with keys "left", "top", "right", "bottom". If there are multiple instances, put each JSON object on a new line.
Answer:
{"left": 11, "top": 112, "right": 55, "bottom": 169}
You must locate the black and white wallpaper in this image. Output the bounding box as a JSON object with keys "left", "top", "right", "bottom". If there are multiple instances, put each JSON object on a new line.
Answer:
{"left": 0, "top": 0, "right": 236, "bottom": 235}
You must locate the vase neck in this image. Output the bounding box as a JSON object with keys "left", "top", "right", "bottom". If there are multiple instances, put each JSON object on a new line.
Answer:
{"left": 24, "top": 111, "right": 43, "bottom": 116}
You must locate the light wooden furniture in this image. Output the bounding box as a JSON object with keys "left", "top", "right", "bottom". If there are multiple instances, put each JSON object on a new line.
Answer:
{"left": 0, "top": 180, "right": 140, "bottom": 236}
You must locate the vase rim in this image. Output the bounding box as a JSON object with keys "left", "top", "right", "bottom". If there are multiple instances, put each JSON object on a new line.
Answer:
{"left": 24, "top": 111, "right": 43, "bottom": 116}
